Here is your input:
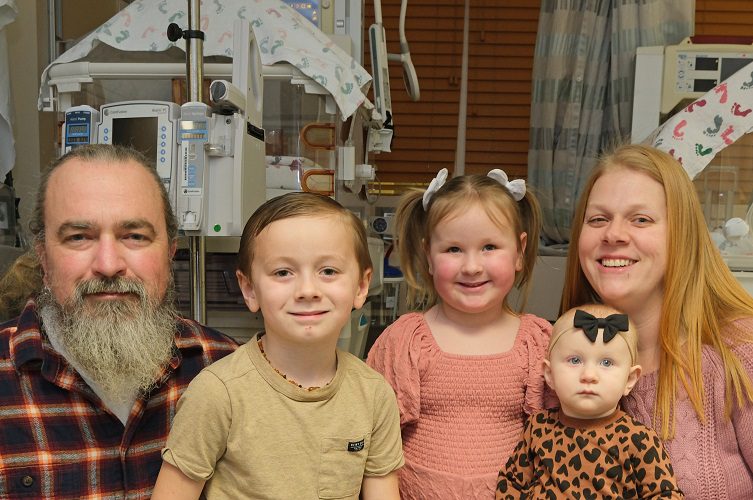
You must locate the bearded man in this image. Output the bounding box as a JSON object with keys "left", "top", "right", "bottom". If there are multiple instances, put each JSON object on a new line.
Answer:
{"left": 0, "top": 144, "right": 237, "bottom": 499}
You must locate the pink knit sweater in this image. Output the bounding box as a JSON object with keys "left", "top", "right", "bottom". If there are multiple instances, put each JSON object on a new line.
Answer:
{"left": 622, "top": 322, "right": 753, "bottom": 499}
{"left": 367, "top": 312, "right": 552, "bottom": 500}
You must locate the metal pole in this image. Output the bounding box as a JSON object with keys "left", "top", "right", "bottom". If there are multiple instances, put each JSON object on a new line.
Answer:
{"left": 187, "top": 0, "right": 204, "bottom": 102}
{"left": 48, "top": 0, "right": 58, "bottom": 63}
{"left": 186, "top": 0, "right": 207, "bottom": 323}
{"left": 453, "top": 0, "right": 470, "bottom": 176}
{"left": 189, "top": 235, "right": 206, "bottom": 323}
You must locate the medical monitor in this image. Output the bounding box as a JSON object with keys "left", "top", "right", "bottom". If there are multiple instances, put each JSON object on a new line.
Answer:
{"left": 111, "top": 116, "right": 159, "bottom": 163}
{"left": 631, "top": 40, "right": 753, "bottom": 143}
{"left": 97, "top": 101, "right": 180, "bottom": 188}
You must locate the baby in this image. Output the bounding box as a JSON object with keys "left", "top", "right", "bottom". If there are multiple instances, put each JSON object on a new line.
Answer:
{"left": 496, "top": 304, "right": 683, "bottom": 499}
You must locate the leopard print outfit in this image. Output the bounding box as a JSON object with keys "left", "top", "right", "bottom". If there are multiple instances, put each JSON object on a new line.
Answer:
{"left": 496, "top": 409, "right": 683, "bottom": 499}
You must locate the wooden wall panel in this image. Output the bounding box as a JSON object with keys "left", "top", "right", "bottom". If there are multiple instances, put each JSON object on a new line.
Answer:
{"left": 696, "top": 1, "right": 753, "bottom": 36}
{"left": 366, "top": 1, "right": 753, "bottom": 186}
{"left": 363, "top": 0, "right": 539, "bottom": 184}
{"left": 466, "top": 0, "right": 536, "bottom": 179}
{"left": 364, "top": 1, "right": 468, "bottom": 183}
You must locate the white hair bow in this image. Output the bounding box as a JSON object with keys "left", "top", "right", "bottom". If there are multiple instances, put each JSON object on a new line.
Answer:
{"left": 487, "top": 169, "right": 526, "bottom": 201}
{"left": 422, "top": 168, "right": 448, "bottom": 210}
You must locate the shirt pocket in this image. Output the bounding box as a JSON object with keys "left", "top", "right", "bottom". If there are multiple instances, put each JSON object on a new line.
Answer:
{"left": 0, "top": 463, "right": 87, "bottom": 499}
{"left": 318, "top": 434, "right": 370, "bottom": 499}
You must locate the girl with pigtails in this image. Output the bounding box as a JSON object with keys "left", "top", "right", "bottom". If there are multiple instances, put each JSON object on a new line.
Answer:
{"left": 367, "top": 168, "right": 553, "bottom": 499}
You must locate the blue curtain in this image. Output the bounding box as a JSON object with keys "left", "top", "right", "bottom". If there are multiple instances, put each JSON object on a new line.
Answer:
{"left": 529, "top": 0, "right": 693, "bottom": 245}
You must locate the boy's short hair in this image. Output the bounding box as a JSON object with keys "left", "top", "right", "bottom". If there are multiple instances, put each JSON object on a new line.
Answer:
{"left": 550, "top": 303, "right": 638, "bottom": 364}
{"left": 237, "top": 192, "right": 372, "bottom": 277}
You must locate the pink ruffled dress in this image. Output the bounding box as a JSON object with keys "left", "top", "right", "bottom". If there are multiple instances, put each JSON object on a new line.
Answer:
{"left": 367, "top": 312, "right": 553, "bottom": 499}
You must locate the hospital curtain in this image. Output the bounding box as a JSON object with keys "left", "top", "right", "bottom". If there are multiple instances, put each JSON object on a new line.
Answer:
{"left": 528, "top": 0, "right": 693, "bottom": 245}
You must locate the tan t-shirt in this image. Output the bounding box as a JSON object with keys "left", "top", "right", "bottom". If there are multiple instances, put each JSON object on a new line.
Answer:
{"left": 162, "top": 334, "right": 404, "bottom": 499}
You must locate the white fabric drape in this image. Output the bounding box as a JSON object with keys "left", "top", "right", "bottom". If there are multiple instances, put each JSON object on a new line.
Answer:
{"left": 38, "top": 0, "right": 372, "bottom": 120}
{"left": 528, "top": 0, "right": 693, "bottom": 245}
{"left": 652, "top": 61, "right": 753, "bottom": 180}
{"left": 0, "top": 0, "right": 17, "bottom": 180}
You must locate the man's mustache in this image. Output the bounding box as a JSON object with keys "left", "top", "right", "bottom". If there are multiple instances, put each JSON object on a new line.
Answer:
{"left": 74, "top": 277, "right": 147, "bottom": 300}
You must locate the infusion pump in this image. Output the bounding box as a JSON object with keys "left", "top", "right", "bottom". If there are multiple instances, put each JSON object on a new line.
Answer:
{"left": 59, "top": 21, "right": 266, "bottom": 238}
{"left": 61, "top": 96, "right": 264, "bottom": 239}
{"left": 631, "top": 38, "right": 753, "bottom": 143}
{"left": 63, "top": 102, "right": 180, "bottom": 190}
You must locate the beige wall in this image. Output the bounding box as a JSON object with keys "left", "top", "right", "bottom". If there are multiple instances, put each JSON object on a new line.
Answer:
{"left": 6, "top": 0, "right": 56, "bottom": 241}
{"left": 5, "top": 0, "right": 121, "bottom": 243}
{"left": 60, "top": 0, "right": 120, "bottom": 42}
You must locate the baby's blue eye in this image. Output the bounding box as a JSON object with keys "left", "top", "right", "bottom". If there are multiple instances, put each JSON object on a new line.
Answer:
{"left": 600, "top": 359, "right": 613, "bottom": 368}
{"left": 567, "top": 356, "right": 581, "bottom": 365}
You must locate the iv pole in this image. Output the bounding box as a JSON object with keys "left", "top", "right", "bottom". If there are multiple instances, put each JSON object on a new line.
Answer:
{"left": 187, "top": 0, "right": 207, "bottom": 324}
{"left": 169, "top": 0, "right": 207, "bottom": 323}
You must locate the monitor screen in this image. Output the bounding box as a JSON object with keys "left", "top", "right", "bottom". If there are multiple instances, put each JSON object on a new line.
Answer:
{"left": 721, "top": 57, "right": 753, "bottom": 81}
{"left": 111, "top": 116, "right": 158, "bottom": 165}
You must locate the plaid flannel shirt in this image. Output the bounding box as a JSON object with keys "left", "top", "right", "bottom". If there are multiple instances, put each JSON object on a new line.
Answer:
{"left": 0, "top": 300, "right": 238, "bottom": 499}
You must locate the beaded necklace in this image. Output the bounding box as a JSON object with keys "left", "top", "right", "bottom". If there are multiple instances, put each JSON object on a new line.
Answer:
{"left": 257, "top": 337, "right": 331, "bottom": 392}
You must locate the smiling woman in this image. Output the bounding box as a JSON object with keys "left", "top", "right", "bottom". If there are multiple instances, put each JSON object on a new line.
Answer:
{"left": 577, "top": 166, "right": 668, "bottom": 319}
{"left": 562, "top": 144, "right": 753, "bottom": 498}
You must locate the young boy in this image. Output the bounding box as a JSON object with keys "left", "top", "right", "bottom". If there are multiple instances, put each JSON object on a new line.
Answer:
{"left": 496, "top": 304, "right": 683, "bottom": 499}
{"left": 152, "top": 192, "right": 403, "bottom": 499}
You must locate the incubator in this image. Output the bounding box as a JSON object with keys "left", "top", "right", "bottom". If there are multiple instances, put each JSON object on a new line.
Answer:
{"left": 697, "top": 133, "right": 753, "bottom": 270}
{"left": 263, "top": 80, "right": 346, "bottom": 200}
{"left": 632, "top": 38, "right": 753, "bottom": 289}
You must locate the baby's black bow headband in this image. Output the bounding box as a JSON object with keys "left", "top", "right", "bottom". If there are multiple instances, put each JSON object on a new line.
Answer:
{"left": 573, "top": 310, "right": 629, "bottom": 343}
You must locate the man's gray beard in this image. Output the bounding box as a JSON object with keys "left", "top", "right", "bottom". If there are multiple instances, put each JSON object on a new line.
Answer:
{"left": 37, "top": 277, "right": 178, "bottom": 404}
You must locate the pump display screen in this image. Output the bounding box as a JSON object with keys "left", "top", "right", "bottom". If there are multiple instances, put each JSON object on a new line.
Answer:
{"left": 112, "top": 116, "right": 158, "bottom": 165}
{"left": 67, "top": 124, "right": 89, "bottom": 135}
